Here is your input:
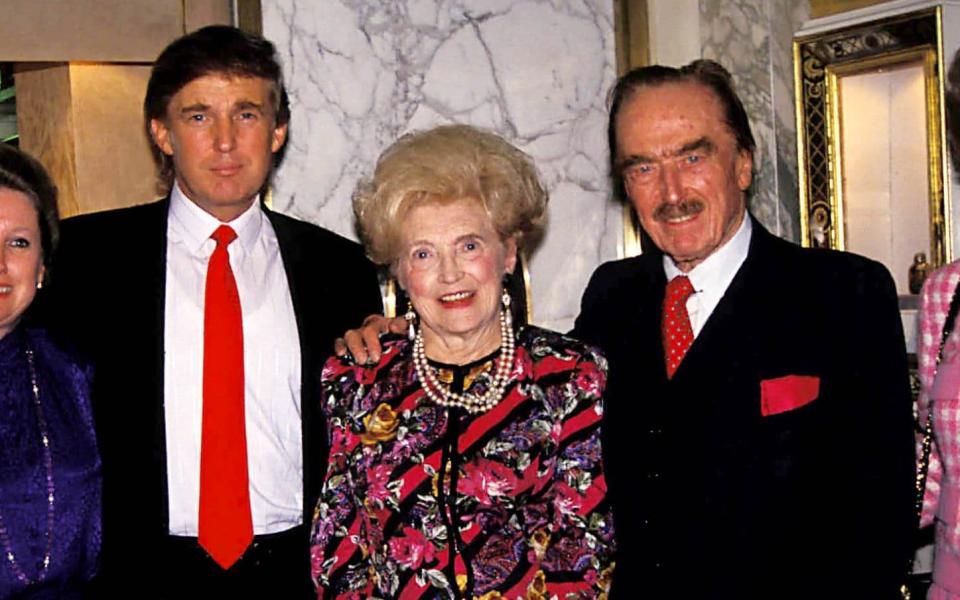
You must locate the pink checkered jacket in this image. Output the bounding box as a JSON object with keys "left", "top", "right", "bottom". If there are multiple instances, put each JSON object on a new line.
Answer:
{"left": 919, "top": 261, "right": 960, "bottom": 596}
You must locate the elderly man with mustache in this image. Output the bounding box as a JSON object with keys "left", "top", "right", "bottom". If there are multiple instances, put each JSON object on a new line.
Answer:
{"left": 571, "top": 59, "right": 915, "bottom": 598}
{"left": 340, "top": 60, "right": 915, "bottom": 598}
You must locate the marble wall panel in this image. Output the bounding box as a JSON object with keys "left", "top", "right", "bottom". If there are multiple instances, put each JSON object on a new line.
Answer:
{"left": 263, "top": 1, "right": 619, "bottom": 332}
{"left": 769, "top": 0, "right": 810, "bottom": 242}
{"left": 699, "top": 0, "right": 808, "bottom": 241}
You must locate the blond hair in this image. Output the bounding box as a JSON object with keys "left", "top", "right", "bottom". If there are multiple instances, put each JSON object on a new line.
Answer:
{"left": 354, "top": 124, "right": 547, "bottom": 265}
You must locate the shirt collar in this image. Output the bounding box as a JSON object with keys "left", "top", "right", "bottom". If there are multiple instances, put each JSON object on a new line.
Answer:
{"left": 168, "top": 181, "right": 263, "bottom": 256}
{"left": 662, "top": 210, "right": 752, "bottom": 291}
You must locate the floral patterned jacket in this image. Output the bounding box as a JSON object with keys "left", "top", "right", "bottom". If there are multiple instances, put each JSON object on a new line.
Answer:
{"left": 310, "top": 326, "right": 615, "bottom": 599}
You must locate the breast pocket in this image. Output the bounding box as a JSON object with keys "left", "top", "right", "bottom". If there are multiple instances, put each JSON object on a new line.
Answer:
{"left": 759, "top": 375, "right": 820, "bottom": 417}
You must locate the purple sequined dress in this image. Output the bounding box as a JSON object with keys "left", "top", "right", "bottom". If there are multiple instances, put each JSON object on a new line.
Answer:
{"left": 0, "top": 326, "right": 100, "bottom": 599}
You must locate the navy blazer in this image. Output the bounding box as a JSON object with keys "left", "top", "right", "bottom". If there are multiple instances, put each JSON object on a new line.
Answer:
{"left": 41, "top": 199, "right": 383, "bottom": 589}
{"left": 573, "top": 217, "right": 915, "bottom": 598}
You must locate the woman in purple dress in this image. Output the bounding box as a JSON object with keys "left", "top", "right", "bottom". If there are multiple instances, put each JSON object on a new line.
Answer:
{"left": 0, "top": 144, "right": 100, "bottom": 598}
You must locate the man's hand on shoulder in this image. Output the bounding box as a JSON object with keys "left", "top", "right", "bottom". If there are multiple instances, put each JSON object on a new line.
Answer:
{"left": 334, "top": 314, "right": 409, "bottom": 364}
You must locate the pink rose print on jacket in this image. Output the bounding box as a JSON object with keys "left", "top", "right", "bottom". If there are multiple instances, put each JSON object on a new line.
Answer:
{"left": 459, "top": 458, "right": 519, "bottom": 506}
{"left": 575, "top": 361, "right": 605, "bottom": 398}
{"left": 551, "top": 481, "right": 583, "bottom": 516}
{"left": 388, "top": 526, "right": 435, "bottom": 570}
{"left": 367, "top": 463, "right": 394, "bottom": 506}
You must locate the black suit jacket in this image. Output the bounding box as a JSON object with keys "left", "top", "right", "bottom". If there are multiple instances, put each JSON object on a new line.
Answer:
{"left": 41, "top": 199, "right": 383, "bottom": 589}
{"left": 573, "top": 218, "right": 915, "bottom": 599}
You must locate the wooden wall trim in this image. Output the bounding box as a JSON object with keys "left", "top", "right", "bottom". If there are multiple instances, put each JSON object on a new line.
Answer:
{"left": 809, "top": 0, "right": 890, "bottom": 18}
{"left": 614, "top": 0, "right": 651, "bottom": 74}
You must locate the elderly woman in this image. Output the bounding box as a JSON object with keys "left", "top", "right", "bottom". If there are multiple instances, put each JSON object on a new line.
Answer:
{"left": 310, "top": 125, "right": 615, "bottom": 599}
{"left": 0, "top": 144, "right": 100, "bottom": 598}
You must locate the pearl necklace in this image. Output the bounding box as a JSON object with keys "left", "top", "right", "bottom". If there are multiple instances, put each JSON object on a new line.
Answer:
{"left": 0, "top": 346, "right": 55, "bottom": 586}
{"left": 412, "top": 307, "right": 516, "bottom": 415}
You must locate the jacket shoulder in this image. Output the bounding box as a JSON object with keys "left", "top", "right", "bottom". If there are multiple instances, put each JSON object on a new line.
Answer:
{"left": 58, "top": 200, "right": 168, "bottom": 253}
{"left": 267, "top": 210, "right": 367, "bottom": 257}
{"left": 584, "top": 253, "right": 659, "bottom": 296}
{"left": 60, "top": 199, "right": 166, "bottom": 232}
{"left": 755, "top": 228, "right": 894, "bottom": 289}
{"left": 591, "top": 253, "right": 658, "bottom": 280}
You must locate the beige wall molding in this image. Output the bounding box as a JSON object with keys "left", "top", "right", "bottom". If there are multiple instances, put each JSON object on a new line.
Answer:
{"left": 0, "top": 1, "right": 244, "bottom": 62}
{"left": 0, "top": 1, "right": 182, "bottom": 62}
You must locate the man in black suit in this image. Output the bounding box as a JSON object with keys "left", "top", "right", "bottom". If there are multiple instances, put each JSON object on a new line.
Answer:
{"left": 341, "top": 60, "right": 915, "bottom": 598}
{"left": 44, "top": 26, "right": 382, "bottom": 597}
{"left": 573, "top": 60, "right": 914, "bottom": 598}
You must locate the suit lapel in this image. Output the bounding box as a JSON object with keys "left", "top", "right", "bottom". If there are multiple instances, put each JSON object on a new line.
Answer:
{"left": 598, "top": 255, "right": 669, "bottom": 399}
{"left": 637, "top": 261, "right": 668, "bottom": 382}
{"left": 130, "top": 199, "right": 172, "bottom": 530}
{"left": 266, "top": 209, "right": 321, "bottom": 522}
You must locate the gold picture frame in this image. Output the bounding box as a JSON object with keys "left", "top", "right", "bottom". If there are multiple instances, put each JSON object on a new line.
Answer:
{"left": 794, "top": 8, "right": 950, "bottom": 283}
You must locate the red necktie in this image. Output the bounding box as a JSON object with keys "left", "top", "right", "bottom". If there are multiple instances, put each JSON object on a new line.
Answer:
{"left": 198, "top": 225, "right": 252, "bottom": 569}
{"left": 662, "top": 275, "right": 695, "bottom": 379}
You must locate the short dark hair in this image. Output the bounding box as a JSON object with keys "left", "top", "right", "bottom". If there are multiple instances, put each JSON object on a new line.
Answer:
{"left": 947, "top": 48, "right": 960, "bottom": 172}
{"left": 0, "top": 143, "right": 58, "bottom": 271}
{"left": 607, "top": 59, "right": 756, "bottom": 186}
{"left": 144, "top": 25, "right": 290, "bottom": 186}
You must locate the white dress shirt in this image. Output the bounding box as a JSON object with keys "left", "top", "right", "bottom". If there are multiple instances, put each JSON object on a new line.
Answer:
{"left": 663, "top": 212, "right": 752, "bottom": 338}
{"left": 164, "top": 183, "right": 303, "bottom": 535}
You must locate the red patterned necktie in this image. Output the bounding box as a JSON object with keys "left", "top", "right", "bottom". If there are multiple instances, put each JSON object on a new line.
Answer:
{"left": 662, "top": 275, "right": 695, "bottom": 379}
{"left": 198, "top": 224, "right": 252, "bottom": 569}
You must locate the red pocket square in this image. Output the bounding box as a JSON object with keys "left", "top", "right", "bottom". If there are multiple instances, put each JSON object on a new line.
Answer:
{"left": 760, "top": 375, "right": 820, "bottom": 416}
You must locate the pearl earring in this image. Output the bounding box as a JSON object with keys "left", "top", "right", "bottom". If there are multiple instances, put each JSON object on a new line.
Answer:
{"left": 404, "top": 309, "right": 417, "bottom": 342}
{"left": 502, "top": 290, "right": 512, "bottom": 328}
